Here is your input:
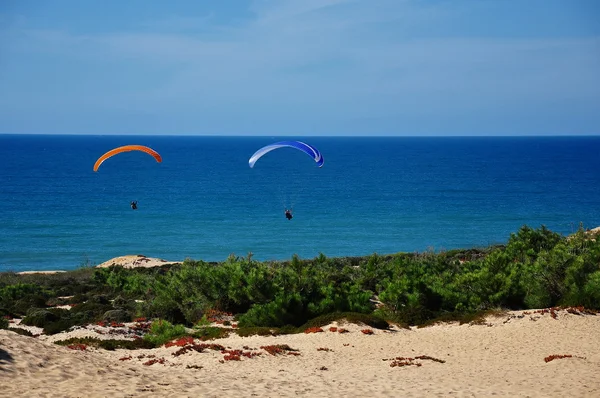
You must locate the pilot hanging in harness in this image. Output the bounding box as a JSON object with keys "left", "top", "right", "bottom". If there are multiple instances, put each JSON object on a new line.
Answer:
{"left": 284, "top": 209, "right": 293, "bottom": 220}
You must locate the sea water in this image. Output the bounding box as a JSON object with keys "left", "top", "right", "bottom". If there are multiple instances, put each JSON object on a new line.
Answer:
{"left": 1, "top": 135, "right": 599, "bottom": 272}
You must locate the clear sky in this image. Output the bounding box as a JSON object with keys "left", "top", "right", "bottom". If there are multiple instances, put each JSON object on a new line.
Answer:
{"left": 0, "top": 0, "right": 599, "bottom": 136}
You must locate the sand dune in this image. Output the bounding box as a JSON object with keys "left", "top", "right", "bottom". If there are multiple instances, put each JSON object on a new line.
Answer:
{"left": 95, "top": 255, "right": 180, "bottom": 269}
{"left": 2, "top": 309, "right": 599, "bottom": 397}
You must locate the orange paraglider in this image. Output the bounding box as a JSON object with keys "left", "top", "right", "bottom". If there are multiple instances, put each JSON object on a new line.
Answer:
{"left": 93, "top": 145, "right": 162, "bottom": 172}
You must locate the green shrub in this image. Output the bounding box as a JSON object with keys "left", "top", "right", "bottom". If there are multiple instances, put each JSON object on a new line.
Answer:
{"left": 193, "top": 326, "right": 230, "bottom": 340}
{"left": 103, "top": 309, "right": 132, "bottom": 323}
{"left": 43, "top": 319, "right": 78, "bottom": 335}
{"left": 55, "top": 337, "right": 156, "bottom": 350}
{"left": 582, "top": 271, "right": 600, "bottom": 308}
{"left": 22, "top": 309, "right": 60, "bottom": 327}
{"left": 8, "top": 327, "right": 34, "bottom": 336}
{"left": 3, "top": 224, "right": 596, "bottom": 335}
{"left": 11, "top": 296, "right": 48, "bottom": 317}
{"left": 237, "top": 292, "right": 304, "bottom": 327}
{"left": 70, "top": 301, "right": 113, "bottom": 323}
{"left": 143, "top": 320, "right": 187, "bottom": 346}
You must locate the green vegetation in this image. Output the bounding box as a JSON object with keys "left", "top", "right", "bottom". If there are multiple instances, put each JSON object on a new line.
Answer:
{"left": 55, "top": 337, "right": 156, "bottom": 350}
{"left": 143, "top": 320, "right": 187, "bottom": 346}
{"left": 2, "top": 225, "right": 599, "bottom": 336}
{"left": 193, "top": 326, "right": 230, "bottom": 340}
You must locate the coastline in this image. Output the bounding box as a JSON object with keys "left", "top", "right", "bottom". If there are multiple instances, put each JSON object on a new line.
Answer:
{"left": 2, "top": 227, "right": 600, "bottom": 397}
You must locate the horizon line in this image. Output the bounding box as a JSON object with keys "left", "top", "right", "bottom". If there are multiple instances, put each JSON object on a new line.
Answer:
{"left": 1, "top": 133, "right": 599, "bottom": 138}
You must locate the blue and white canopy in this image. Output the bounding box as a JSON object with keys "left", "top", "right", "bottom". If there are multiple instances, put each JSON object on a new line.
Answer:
{"left": 248, "top": 141, "right": 324, "bottom": 168}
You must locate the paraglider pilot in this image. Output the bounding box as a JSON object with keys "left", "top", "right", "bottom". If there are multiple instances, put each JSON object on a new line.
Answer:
{"left": 285, "top": 209, "right": 293, "bottom": 220}
{"left": 130, "top": 201, "right": 138, "bottom": 210}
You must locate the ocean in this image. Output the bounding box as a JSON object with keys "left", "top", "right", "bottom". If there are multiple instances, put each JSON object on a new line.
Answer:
{"left": 1, "top": 135, "right": 599, "bottom": 272}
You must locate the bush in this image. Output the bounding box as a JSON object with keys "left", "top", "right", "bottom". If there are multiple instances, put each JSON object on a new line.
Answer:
{"left": 44, "top": 319, "right": 78, "bottom": 335}
{"left": 143, "top": 320, "right": 187, "bottom": 346}
{"left": 22, "top": 309, "right": 60, "bottom": 327}
{"left": 103, "top": 309, "right": 132, "bottom": 323}
{"left": 193, "top": 326, "right": 230, "bottom": 340}
{"left": 2, "top": 224, "right": 597, "bottom": 334}
{"left": 582, "top": 271, "right": 600, "bottom": 308}
{"left": 55, "top": 337, "right": 156, "bottom": 350}
{"left": 70, "top": 301, "right": 113, "bottom": 323}
{"left": 8, "top": 327, "right": 34, "bottom": 336}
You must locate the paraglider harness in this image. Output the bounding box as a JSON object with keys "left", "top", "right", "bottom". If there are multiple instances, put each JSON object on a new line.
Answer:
{"left": 131, "top": 201, "right": 138, "bottom": 210}
{"left": 285, "top": 209, "right": 293, "bottom": 220}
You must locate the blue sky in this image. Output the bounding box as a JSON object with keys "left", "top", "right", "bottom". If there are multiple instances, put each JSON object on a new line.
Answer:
{"left": 0, "top": 0, "right": 598, "bottom": 136}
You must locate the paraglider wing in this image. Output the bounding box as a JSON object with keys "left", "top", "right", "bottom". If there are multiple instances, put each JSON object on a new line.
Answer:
{"left": 93, "top": 145, "right": 162, "bottom": 172}
{"left": 248, "top": 141, "right": 324, "bottom": 168}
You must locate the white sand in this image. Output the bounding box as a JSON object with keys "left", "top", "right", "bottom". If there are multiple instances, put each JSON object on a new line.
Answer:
{"left": 2, "top": 309, "right": 599, "bottom": 397}
{"left": 96, "top": 255, "right": 180, "bottom": 269}
{"left": 16, "top": 271, "right": 67, "bottom": 275}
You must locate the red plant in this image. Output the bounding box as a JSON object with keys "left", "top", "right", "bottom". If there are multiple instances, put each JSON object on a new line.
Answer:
{"left": 172, "top": 347, "right": 189, "bottom": 357}
{"left": 338, "top": 328, "right": 349, "bottom": 334}
{"left": 329, "top": 327, "right": 338, "bottom": 332}
{"left": 165, "top": 336, "right": 195, "bottom": 348}
{"left": 390, "top": 358, "right": 421, "bottom": 368}
{"left": 131, "top": 321, "right": 152, "bottom": 332}
{"left": 545, "top": 354, "right": 572, "bottom": 363}
{"left": 243, "top": 351, "right": 261, "bottom": 358}
{"left": 222, "top": 349, "right": 261, "bottom": 361}
{"left": 204, "top": 309, "right": 234, "bottom": 323}
{"left": 134, "top": 317, "right": 147, "bottom": 322}
{"left": 119, "top": 356, "right": 132, "bottom": 361}
{"left": 199, "top": 343, "right": 225, "bottom": 351}
{"left": 304, "top": 327, "right": 324, "bottom": 334}
{"left": 261, "top": 344, "right": 299, "bottom": 356}
{"left": 361, "top": 329, "right": 374, "bottom": 335}
{"left": 110, "top": 321, "right": 125, "bottom": 328}
{"left": 387, "top": 355, "right": 446, "bottom": 367}
{"left": 544, "top": 354, "right": 585, "bottom": 363}
{"left": 143, "top": 358, "right": 166, "bottom": 366}
{"left": 67, "top": 344, "right": 87, "bottom": 351}
{"left": 171, "top": 344, "right": 207, "bottom": 357}
{"left": 317, "top": 347, "right": 332, "bottom": 352}
{"left": 415, "top": 355, "right": 445, "bottom": 363}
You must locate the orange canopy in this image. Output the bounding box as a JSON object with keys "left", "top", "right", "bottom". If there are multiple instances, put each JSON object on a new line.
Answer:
{"left": 93, "top": 145, "right": 162, "bottom": 172}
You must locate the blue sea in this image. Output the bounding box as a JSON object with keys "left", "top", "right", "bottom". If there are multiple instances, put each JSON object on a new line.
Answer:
{"left": 1, "top": 135, "right": 600, "bottom": 272}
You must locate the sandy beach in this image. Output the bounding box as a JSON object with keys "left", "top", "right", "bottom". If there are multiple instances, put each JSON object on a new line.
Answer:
{"left": 2, "top": 308, "right": 599, "bottom": 397}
